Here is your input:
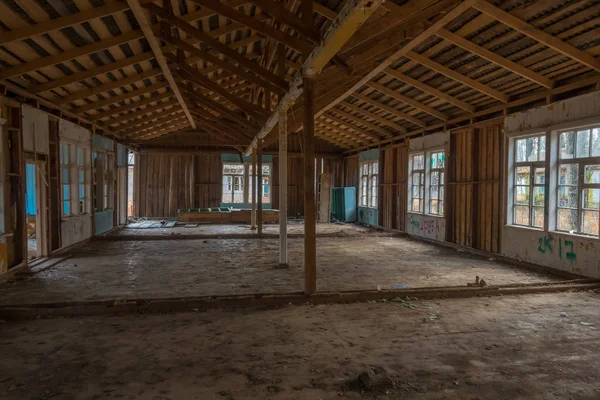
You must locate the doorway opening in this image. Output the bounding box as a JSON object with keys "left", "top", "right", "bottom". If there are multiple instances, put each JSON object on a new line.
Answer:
{"left": 24, "top": 160, "right": 48, "bottom": 260}
{"left": 127, "top": 151, "right": 135, "bottom": 219}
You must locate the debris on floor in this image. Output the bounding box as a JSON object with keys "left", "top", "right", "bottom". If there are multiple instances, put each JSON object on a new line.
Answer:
{"left": 561, "top": 312, "right": 568, "bottom": 317}
{"left": 467, "top": 275, "right": 488, "bottom": 287}
{"left": 580, "top": 322, "right": 594, "bottom": 326}
{"left": 391, "top": 283, "right": 409, "bottom": 289}
{"left": 425, "top": 314, "right": 438, "bottom": 322}
{"left": 344, "top": 366, "right": 394, "bottom": 392}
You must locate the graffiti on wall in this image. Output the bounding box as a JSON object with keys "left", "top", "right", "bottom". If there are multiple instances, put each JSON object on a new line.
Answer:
{"left": 537, "top": 234, "right": 576, "bottom": 262}
{"left": 408, "top": 215, "right": 443, "bottom": 241}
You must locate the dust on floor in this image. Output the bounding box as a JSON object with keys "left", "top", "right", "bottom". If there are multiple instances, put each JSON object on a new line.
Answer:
{"left": 1, "top": 292, "right": 599, "bottom": 399}
{"left": 0, "top": 235, "right": 557, "bottom": 304}
{"left": 111, "top": 222, "right": 388, "bottom": 237}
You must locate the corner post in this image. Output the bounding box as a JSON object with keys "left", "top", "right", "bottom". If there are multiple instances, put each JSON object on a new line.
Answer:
{"left": 251, "top": 147, "right": 257, "bottom": 230}
{"left": 303, "top": 75, "right": 316, "bottom": 294}
{"left": 278, "top": 106, "right": 289, "bottom": 268}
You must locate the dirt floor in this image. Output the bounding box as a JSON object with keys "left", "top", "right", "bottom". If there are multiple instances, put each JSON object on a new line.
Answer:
{"left": 1, "top": 292, "right": 599, "bottom": 399}
{"left": 0, "top": 230, "right": 559, "bottom": 305}
{"left": 112, "top": 221, "right": 387, "bottom": 237}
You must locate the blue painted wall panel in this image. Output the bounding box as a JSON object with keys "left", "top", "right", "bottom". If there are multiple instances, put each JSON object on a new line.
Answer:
{"left": 25, "top": 164, "right": 36, "bottom": 216}
{"left": 94, "top": 210, "right": 114, "bottom": 234}
{"left": 358, "top": 207, "right": 378, "bottom": 226}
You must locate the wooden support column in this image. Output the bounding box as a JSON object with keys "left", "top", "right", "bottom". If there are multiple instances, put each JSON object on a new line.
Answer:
{"left": 251, "top": 147, "right": 257, "bottom": 230}
{"left": 303, "top": 75, "right": 317, "bottom": 294}
{"left": 278, "top": 106, "right": 289, "bottom": 268}
{"left": 257, "top": 142, "right": 263, "bottom": 235}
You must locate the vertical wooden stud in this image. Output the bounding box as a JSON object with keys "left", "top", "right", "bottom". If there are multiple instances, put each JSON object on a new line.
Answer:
{"left": 303, "top": 75, "right": 317, "bottom": 295}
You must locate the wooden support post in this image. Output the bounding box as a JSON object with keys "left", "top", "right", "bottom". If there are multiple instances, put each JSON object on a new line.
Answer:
{"left": 257, "top": 142, "right": 263, "bottom": 235}
{"left": 303, "top": 75, "right": 317, "bottom": 294}
{"left": 251, "top": 147, "right": 257, "bottom": 230}
{"left": 278, "top": 106, "right": 289, "bottom": 268}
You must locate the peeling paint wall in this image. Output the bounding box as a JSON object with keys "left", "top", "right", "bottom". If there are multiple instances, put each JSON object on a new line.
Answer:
{"left": 60, "top": 214, "right": 92, "bottom": 249}
{"left": 22, "top": 105, "right": 49, "bottom": 154}
{"left": 502, "top": 227, "right": 600, "bottom": 278}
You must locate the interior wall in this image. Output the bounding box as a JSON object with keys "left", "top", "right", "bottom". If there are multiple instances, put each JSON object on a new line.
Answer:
{"left": 501, "top": 91, "right": 600, "bottom": 277}
{"left": 137, "top": 153, "right": 221, "bottom": 217}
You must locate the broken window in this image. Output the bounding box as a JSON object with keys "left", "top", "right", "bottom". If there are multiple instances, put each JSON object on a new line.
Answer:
{"left": 409, "top": 151, "right": 445, "bottom": 216}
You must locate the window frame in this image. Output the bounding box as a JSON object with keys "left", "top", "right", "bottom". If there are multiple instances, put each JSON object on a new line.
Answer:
{"left": 428, "top": 151, "right": 445, "bottom": 216}
{"left": 556, "top": 127, "right": 600, "bottom": 236}
{"left": 408, "top": 150, "right": 445, "bottom": 216}
{"left": 221, "top": 162, "right": 272, "bottom": 205}
{"left": 60, "top": 143, "right": 71, "bottom": 217}
{"left": 511, "top": 134, "right": 546, "bottom": 229}
{"left": 359, "top": 160, "right": 378, "bottom": 209}
{"left": 76, "top": 146, "right": 89, "bottom": 215}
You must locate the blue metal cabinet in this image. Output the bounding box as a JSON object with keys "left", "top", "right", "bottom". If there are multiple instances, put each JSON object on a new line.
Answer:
{"left": 331, "top": 187, "right": 357, "bottom": 222}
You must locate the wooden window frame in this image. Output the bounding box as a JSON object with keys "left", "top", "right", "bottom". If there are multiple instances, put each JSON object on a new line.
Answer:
{"left": 359, "top": 160, "right": 378, "bottom": 209}
{"left": 556, "top": 127, "right": 600, "bottom": 237}
{"left": 511, "top": 134, "right": 546, "bottom": 229}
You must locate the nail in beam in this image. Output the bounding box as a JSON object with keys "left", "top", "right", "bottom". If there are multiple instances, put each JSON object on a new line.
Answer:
{"left": 257, "top": 141, "right": 263, "bottom": 236}
{"left": 251, "top": 147, "right": 257, "bottom": 230}
{"left": 279, "top": 106, "right": 289, "bottom": 268}
{"left": 303, "top": 75, "right": 317, "bottom": 294}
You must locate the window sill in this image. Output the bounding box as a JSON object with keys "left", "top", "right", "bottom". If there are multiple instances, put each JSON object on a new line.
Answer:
{"left": 407, "top": 212, "right": 445, "bottom": 218}
{"left": 505, "top": 224, "right": 544, "bottom": 232}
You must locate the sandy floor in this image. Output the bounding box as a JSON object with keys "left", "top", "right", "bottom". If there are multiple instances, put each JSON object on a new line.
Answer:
{"left": 1, "top": 292, "right": 599, "bottom": 399}
{"left": 112, "top": 222, "right": 390, "bottom": 237}
{"left": 0, "top": 234, "right": 557, "bottom": 305}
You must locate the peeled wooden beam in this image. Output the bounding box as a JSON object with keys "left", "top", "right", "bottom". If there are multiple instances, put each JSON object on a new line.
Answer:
{"left": 126, "top": 0, "right": 195, "bottom": 129}
{"left": 303, "top": 76, "right": 316, "bottom": 295}
{"left": 244, "top": 0, "right": 384, "bottom": 155}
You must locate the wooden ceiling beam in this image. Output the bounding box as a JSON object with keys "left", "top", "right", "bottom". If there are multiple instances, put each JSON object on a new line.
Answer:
{"left": 171, "top": 57, "right": 268, "bottom": 122}
{"left": 57, "top": 68, "right": 163, "bottom": 105}
{"left": 247, "top": 0, "right": 320, "bottom": 42}
{"left": 144, "top": 3, "right": 287, "bottom": 90}
{"left": 188, "top": 0, "right": 313, "bottom": 54}
{"left": 89, "top": 92, "right": 173, "bottom": 121}
{"left": 367, "top": 81, "right": 449, "bottom": 121}
{"left": 473, "top": 0, "right": 600, "bottom": 73}
{"left": 321, "top": 113, "right": 382, "bottom": 141}
{"left": 0, "top": 0, "right": 152, "bottom": 46}
{"left": 116, "top": 108, "right": 184, "bottom": 132}
{"left": 406, "top": 51, "right": 510, "bottom": 103}
{"left": 30, "top": 50, "right": 157, "bottom": 94}
{"left": 123, "top": 114, "right": 189, "bottom": 137}
{"left": 181, "top": 85, "right": 261, "bottom": 131}
{"left": 330, "top": 108, "right": 392, "bottom": 137}
{"left": 340, "top": 100, "right": 407, "bottom": 133}
{"left": 126, "top": 0, "right": 195, "bottom": 129}
{"left": 436, "top": 28, "right": 554, "bottom": 89}
{"left": 316, "top": 120, "right": 369, "bottom": 145}
{"left": 105, "top": 99, "right": 180, "bottom": 126}
{"left": 313, "top": 0, "right": 477, "bottom": 121}
{"left": 133, "top": 121, "right": 192, "bottom": 140}
{"left": 351, "top": 92, "right": 427, "bottom": 127}
{"left": 161, "top": 34, "right": 286, "bottom": 95}
{"left": 0, "top": 30, "right": 143, "bottom": 81}
{"left": 383, "top": 67, "right": 476, "bottom": 113}
{"left": 245, "top": 0, "right": 384, "bottom": 154}
{"left": 76, "top": 81, "right": 169, "bottom": 114}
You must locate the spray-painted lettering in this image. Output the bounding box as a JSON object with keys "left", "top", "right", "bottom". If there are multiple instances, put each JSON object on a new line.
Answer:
{"left": 537, "top": 234, "right": 576, "bottom": 262}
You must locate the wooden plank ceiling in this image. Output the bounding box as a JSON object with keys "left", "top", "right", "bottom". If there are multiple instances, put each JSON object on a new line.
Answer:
{"left": 0, "top": 0, "right": 599, "bottom": 152}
